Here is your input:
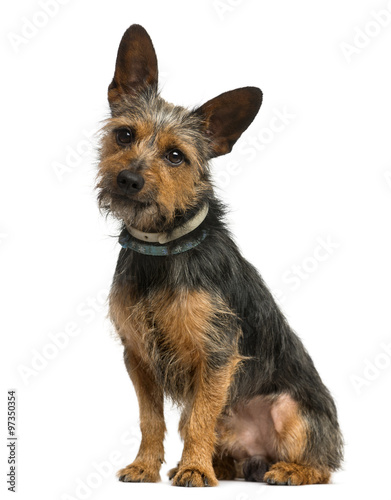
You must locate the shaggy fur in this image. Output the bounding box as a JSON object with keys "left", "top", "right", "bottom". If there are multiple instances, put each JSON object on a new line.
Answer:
{"left": 97, "top": 24, "right": 343, "bottom": 487}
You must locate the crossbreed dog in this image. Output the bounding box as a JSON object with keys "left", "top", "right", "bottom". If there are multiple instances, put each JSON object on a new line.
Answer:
{"left": 97, "top": 24, "right": 343, "bottom": 487}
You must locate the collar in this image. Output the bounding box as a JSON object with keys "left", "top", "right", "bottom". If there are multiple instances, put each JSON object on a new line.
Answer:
{"left": 119, "top": 229, "right": 208, "bottom": 256}
{"left": 125, "top": 203, "right": 209, "bottom": 244}
{"left": 118, "top": 204, "right": 209, "bottom": 256}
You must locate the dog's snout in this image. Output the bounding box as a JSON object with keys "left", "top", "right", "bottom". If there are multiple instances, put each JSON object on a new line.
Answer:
{"left": 117, "top": 170, "right": 145, "bottom": 195}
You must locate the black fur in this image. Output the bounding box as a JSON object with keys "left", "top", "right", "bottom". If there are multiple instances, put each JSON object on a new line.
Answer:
{"left": 112, "top": 192, "right": 343, "bottom": 471}
{"left": 99, "top": 24, "right": 343, "bottom": 486}
{"left": 243, "top": 456, "right": 270, "bottom": 482}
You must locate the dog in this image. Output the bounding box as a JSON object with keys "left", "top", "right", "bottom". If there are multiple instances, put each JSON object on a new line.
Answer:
{"left": 97, "top": 24, "right": 343, "bottom": 487}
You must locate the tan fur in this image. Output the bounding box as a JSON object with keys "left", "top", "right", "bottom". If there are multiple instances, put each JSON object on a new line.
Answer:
{"left": 109, "top": 285, "right": 239, "bottom": 378}
{"left": 110, "top": 283, "right": 243, "bottom": 485}
{"left": 97, "top": 100, "right": 210, "bottom": 232}
{"left": 212, "top": 454, "right": 237, "bottom": 480}
{"left": 216, "top": 393, "right": 330, "bottom": 484}
{"left": 264, "top": 399, "right": 331, "bottom": 485}
{"left": 172, "top": 357, "right": 242, "bottom": 487}
{"left": 166, "top": 448, "right": 239, "bottom": 482}
{"left": 100, "top": 24, "right": 341, "bottom": 489}
{"left": 117, "top": 350, "right": 165, "bottom": 483}
{"left": 272, "top": 395, "right": 307, "bottom": 463}
{"left": 264, "top": 462, "right": 330, "bottom": 485}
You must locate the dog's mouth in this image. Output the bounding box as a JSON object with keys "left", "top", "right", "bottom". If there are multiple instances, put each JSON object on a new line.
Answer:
{"left": 101, "top": 184, "right": 156, "bottom": 206}
{"left": 109, "top": 191, "right": 141, "bottom": 203}
{"left": 97, "top": 184, "right": 163, "bottom": 231}
{"left": 99, "top": 187, "right": 151, "bottom": 210}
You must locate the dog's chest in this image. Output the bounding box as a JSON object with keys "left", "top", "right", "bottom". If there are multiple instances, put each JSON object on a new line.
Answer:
{"left": 109, "top": 282, "right": 217, "bottom": 396}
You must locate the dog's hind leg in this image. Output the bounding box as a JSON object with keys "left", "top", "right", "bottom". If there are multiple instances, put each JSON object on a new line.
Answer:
{"left": 264, "top": 394, "right": 332, "bottom": 485}
{"left": 217, "top": 393, "right": 339, "bottom": 485}
{"left": 242, "top": 455, "right": 270, "bottom": 482}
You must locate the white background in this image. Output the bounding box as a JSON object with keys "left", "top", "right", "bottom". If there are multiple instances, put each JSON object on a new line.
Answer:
{"left": 1, "top": 1, "right": 391, "bottom": 499}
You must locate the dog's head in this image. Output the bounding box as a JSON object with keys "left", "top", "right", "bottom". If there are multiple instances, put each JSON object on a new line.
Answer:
{"left": 97, "top": 24, "right": 262, "bottom": 232}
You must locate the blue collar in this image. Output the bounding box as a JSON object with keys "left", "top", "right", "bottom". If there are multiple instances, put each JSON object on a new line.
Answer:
{"left": 119, "top": 229, "right": 208, "bottom": 256}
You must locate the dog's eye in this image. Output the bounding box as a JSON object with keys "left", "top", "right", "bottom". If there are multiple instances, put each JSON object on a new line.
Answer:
{"left": 166, "top": 149, "right": 184, "bottom": 166}
{"left": 116, "top": 128, "right": 133, "bottom": 146}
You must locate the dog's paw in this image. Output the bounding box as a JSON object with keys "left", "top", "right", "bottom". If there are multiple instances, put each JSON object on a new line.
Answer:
{"left": 243, "top": 456, "right": 269, "bottom": 482}
{"left": 117, "top": 462, "right": 160, "bottom": 483}
{"left": 264, "top": 462, "right": 330, "bottom": 485}
{"left": 170, "top": 465, "right": 218, "bottom": 487}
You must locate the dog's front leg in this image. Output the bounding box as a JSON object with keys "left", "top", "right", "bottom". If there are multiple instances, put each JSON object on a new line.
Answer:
{"left": 171, "top": 358, "right": 239, "bottom": 487}
{"left": 118, "top": 348, "right": 165, "bottom": 483}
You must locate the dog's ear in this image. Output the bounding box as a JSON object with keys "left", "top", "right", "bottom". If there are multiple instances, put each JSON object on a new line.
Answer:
{"left": 108, "top": 24, "right": 158, "bottom": 105}
{"left": 196, "top": 87, "right": 262, "bottom": 157}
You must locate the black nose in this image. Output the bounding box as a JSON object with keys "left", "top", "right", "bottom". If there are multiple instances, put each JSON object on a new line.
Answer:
{"left": 117, "top": 170, "right": 145, "bottom": 195}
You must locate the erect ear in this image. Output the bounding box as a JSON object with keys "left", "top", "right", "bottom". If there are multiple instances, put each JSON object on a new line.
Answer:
{"left": 196, "top": 87, "right": 262, "bottom": 158}
{"left": 108, "top": 24, "right": 158, "bottom": 106}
